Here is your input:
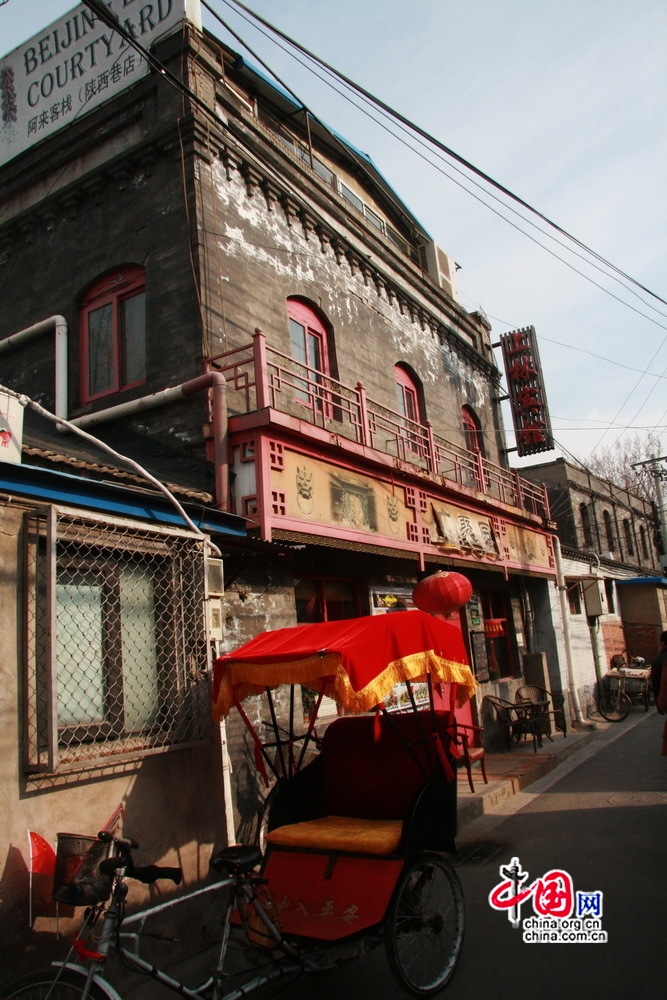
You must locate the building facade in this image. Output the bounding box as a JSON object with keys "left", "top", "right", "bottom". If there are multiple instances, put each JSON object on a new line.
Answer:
{"left": 1, "top": 0, "right": 566, "bottom": 967}
{"left": 521, "top": 458, "right": 666, "bottom": 712}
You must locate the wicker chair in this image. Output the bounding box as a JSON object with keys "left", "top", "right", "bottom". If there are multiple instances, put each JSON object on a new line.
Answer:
{"left": 482, "top": 696, "right": 542, "bottom": 752}
{"left": 515, "top": 685, "right": 567, "bottom": 738}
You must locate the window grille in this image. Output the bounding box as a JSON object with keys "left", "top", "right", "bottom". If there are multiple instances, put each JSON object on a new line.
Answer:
{"left": 23, "top": 507, "right": 210, "bottom": 774}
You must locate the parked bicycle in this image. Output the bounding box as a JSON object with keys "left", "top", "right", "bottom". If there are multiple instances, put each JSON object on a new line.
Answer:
{"left": 3, "top": 609, "right": 476, "bottom": 999}
{"left": 597, "top": 651, "right": 651, "bottom": 722}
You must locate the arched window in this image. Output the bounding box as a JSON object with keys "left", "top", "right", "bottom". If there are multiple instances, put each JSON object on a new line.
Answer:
{"left": 286, "top": 298, "right": 331, "bottom": 410}
{"left": 580, "top": 504, "right": 593, "bottom": 546}
{"left": 603, "top": 510, "right": 615, "bottom": 551}
{"left": 395, "top": 364, "right": 422, "bottom": 424}
{"left": 461, "top": 406, "right": 484, "bottom": 455}
{"left": 623, "top": 519, "right": 634, "bottom": 557}
{"left": 80, "top": 266, "right": 146, "bottom": 403}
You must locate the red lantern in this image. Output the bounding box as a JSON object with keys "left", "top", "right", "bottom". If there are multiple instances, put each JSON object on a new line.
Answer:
{"left": 412, "top": 572, "right": 473, "bottom": 615}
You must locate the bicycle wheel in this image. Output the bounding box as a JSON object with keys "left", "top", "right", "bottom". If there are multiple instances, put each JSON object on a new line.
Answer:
{"left": 598, "top": 689, "right": 631, "bottom": 722}
{"left": 2, "top": 968, "right": 113, "bottom": 1000}
{"left": 384, "top": 852, "right": 464, "bottom": 997}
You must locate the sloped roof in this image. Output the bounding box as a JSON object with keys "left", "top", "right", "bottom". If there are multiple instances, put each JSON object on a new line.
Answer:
{"left": 229, "top": 54, "right": 430, "bottom": 239}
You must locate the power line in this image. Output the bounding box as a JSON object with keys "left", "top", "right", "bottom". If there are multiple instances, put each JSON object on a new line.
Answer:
{"left": 215, "top": 0, "right": 667, "bottom": 315}
{"left": 204, "top": 0, "right": 667, "bottom": 457}
{"left": 62, "top": 1, "right": 667, "bottom": 458}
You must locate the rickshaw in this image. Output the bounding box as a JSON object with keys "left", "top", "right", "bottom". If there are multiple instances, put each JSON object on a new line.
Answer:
{"left": 2, "top": 609, "right": 476, "bottom": 1000}
{"left": 210, "top": 608, "right": 477, "bottom": 997}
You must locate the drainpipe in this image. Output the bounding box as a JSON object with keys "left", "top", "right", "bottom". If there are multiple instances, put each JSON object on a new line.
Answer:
{"left": 69, "top": 372, "right": 230, "bottom": 511}
{"left": 552, "top": 535, "right": 586, "bottom": 727}
{"left": 219, "top": 718, "right": 237, "bottom": 846}
{"left": 0, "top": 316, "right": 68, "bottom": 419}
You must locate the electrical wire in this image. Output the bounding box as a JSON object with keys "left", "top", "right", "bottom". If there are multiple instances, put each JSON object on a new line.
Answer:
{"left": 15, "top": 0, "right": 664, "bottom": 458}
{"left": 76, "top": 0, "right": 667, "bottom": 347}
{"left": 203, "top": 0, "right": 667, "bottom": 451}
{"left": 204, "top": 0, "right": 667, "bottom": 334}
{"left": 213, "top": 0, "right": 667, "bottom": 314}
{"left": 0, "top": 383, "right": 222, "bottom": 555}
{"left": 481, "top": 299, "right": 667, "bottom": 454}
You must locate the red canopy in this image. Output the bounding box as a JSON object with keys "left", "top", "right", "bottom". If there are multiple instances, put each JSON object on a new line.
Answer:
{"left": 212, "top": 610, "right": 476, "bottom": 719}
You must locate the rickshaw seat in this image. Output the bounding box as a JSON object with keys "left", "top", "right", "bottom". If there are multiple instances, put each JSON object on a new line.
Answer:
{"left": 266, "top": 815, "right": 403, "bottom": 855}
{"left": 266, "top": 711, "right": 457, "bottom": 856}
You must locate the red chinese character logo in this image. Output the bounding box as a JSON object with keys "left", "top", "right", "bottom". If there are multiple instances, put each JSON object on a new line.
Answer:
{"left": 489, "top": 858, "right": 574, "bottom": 925}
{"left": 532, "top": 870, "right": 574, "bottom": 918}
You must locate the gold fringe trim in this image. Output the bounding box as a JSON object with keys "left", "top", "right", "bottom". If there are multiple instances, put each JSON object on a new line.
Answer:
{"left": 213, "top": 652, "right": 476, "bottom": 719}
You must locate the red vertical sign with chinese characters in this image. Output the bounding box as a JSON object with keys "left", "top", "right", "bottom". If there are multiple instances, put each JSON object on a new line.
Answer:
{"left": 499, "top": 327, "right": 554, "bottom": 457}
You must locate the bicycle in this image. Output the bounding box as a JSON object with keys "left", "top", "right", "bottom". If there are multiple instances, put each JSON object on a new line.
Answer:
{"left": 597, "top": 651, "right": 650, "bottom": 722}
{"left": 1, "top": 831, "right": 344, "bottom": 1000}
{"left": 2, "top": 828, "right": 464, "bottom": 1000}
{"left": 4, "top": 611, "right": 474, "bottom": 999}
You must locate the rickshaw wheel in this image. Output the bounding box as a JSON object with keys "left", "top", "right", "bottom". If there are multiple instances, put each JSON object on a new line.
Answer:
{"left": 598, "top": 690, "right": 631, "bottom": 722}
{"left": 385, "top": 852, "right": 464, "bottom": 997}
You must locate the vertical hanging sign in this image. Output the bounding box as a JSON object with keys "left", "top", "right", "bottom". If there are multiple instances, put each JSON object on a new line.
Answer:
{"left": 499, "top": 326, "right": 554, "bottom": 457}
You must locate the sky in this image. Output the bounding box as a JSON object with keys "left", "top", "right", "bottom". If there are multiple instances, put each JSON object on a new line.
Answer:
{"left": 2, "top": 0, "right": 666, "bottom": 470}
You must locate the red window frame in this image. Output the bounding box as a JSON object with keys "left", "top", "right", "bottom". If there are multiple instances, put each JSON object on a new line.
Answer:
{"left": 462, "top": 406, "right": 483, "bottom": 455}
{"left": 395, "top": 365, "right": 420, "bottom": 424}
{"left": 286, "top": 298, "right": 331, "bottom": 413}
{"left": 80, "top": 266, "right": 146, "bottom": 404}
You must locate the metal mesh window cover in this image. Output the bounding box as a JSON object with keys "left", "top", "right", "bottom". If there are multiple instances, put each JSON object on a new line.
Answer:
{"left": 23, "top": 507, "right": 210, "bottom": 774}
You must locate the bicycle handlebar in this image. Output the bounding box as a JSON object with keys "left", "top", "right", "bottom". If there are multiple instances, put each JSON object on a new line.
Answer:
{"left": 99, "top": 856, "right": 182, "bottom": 884}
{"left": 97, "top": 831, "right": 183, "bottom": 885}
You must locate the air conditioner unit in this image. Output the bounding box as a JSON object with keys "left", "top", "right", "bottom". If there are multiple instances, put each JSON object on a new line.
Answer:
{"left": 418, "top": 241, "right": 460, "bottom": 302}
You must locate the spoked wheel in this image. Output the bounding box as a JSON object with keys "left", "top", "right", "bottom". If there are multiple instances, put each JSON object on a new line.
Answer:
{"left": 385, "top": 852, "right": 464, "bottom": 997}
{"left": 1, "top": 969, "right": 111, "bottom": 1000}
{"left": 598, "top": 689, "right": 631, "bottom": 722}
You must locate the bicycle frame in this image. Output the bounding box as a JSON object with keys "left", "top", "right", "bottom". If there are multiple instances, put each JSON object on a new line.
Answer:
{"left": 52, "top": 872, "right": 316, "bottom": 1000}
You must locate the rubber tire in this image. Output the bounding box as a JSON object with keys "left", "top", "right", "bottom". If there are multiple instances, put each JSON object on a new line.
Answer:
{"left": 598, "top": 690, "right": 631, "bottom": 722}
{"left": 384, "top": 852, "right": 465, "bottom": 997}
{"left": 1, "top": 968, "right": 112, "bottom": 1000}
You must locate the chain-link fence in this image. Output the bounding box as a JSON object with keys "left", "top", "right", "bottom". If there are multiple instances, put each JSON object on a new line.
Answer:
{"left": 24, "top": 507, "right": 210, "bottom": 773}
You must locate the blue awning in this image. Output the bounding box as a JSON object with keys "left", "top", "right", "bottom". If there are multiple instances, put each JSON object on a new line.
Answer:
{"left": 616, "top": 577, "right": 667, "bottom": 586}
{"left": 0, "top": 461, "right": 247, "bottom": 537}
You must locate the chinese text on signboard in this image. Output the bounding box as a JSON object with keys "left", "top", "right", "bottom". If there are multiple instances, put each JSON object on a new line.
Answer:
{"left": 499, "top": 326, "right": 554, "bottom": 457}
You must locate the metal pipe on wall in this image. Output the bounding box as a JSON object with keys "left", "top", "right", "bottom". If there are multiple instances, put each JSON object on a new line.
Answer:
{"left": 71, "top": 372, "right": 230, "bottom": 511}
{"left": 0, "top": 316, "right": 68, "bottom": 418}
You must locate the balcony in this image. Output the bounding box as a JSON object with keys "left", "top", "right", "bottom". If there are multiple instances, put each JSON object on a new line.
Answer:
{"left": 209, "top": 332, "right": 549, "bottom": 521}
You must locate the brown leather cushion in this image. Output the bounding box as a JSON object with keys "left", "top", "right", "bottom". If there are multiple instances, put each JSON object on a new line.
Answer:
{"left": 265, "top": 815, "right": 403, "bottom": 855}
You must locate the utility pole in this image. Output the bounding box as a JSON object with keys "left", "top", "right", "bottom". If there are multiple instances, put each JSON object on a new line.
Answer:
{"left": 631, "top": 454, "right": 667, "bottom": 572}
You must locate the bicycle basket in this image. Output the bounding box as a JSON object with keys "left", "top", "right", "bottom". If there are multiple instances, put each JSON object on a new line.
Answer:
{"left": 52, "top": 833, "right": 113, "bottom": 906}
{"left": 247, "top": 884, "right": 282, "bottom": 950}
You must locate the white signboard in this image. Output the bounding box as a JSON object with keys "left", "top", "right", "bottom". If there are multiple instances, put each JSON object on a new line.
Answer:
{"left": 0, "top": 1, "right": 201, "bottom": 166}
{"left": 0, "top": 391, "right": 23, "bottom": 464}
